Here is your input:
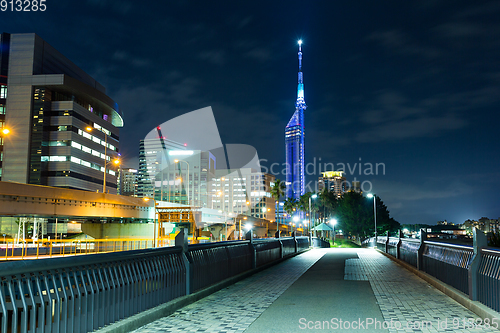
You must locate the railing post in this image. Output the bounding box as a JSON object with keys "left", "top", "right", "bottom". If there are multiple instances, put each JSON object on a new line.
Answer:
{"left": 175, "top": 228, "right": 191, "bottom": 295}
{"left": 246, "top": 230, "right": 256, "bottom": 269}
{"left": 385, "top": 231, "right": 389, "bottom": 253}
{"left": 417, "top": 228, "right": 427, "bottom": 271}
{"left": 278, "top": 239, "right": 283, "bottom": 259}
{"left": 468, "top": 228, "right": 487, "bottom": 300}
{"left": 293, "top": 231, "right": 298, "bottom": 253}
{"left": 396, "top": 230, "right": 403, "bottom": 260}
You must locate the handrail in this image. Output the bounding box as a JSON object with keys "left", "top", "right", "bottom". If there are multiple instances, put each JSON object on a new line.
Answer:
{"left": 481, "top": 247, "right": 500, "bottom": 255}
{"left": 424, "top": 240, "right": 473, "bottom": 250}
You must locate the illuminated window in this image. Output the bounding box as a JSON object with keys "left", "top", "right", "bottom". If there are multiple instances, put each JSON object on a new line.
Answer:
{"left": 0, "top": 86, "right": 6, "bottom": 99}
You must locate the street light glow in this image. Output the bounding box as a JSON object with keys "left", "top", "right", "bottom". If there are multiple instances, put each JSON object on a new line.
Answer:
{"left": 311, "top": 194, "right": 317, "bottom": 199}
{"left": 1, "top": 128, "right": 10, "bottom": 135}
{"left": 330, "top": 218, "right": 337, "bottom": 225}
{"left": 298, "top": 39, "right": 302, "bottom": 45}
{"left": 293, "top": 216, "right": 299, "bottom": 222}
{"left": 367, "top": 193, "right": 374, "bottom": 198}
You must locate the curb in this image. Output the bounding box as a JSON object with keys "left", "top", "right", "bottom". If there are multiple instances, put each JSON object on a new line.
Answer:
{"left": 377, "top": 250, "right": 500, "bottom": 326}
{"left": 96, "top": 248, "right": 311, "bottom": 333}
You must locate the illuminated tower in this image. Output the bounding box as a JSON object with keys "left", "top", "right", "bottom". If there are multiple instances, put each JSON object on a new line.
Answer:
{"left": 285, "top": 40, "right": 306, "bottom": 199}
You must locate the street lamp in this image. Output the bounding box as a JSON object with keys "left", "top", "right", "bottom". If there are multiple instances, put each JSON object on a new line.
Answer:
{"left": 367, "top": 193, "right": 377, "bottom": 242}
{"left": 174, "top": 159, "right": 190, "bottom": 206}
{"left": 309, "top": 194, "right": 317, "bottom": 238}
{"left": 86, "top": 126, "right": 119, "bottom": 193}
{"left": 330, "top": 218, "right": 338, "bottom": 243}
{"left": 143, "top": 197, "right": 157, "bottom": 248}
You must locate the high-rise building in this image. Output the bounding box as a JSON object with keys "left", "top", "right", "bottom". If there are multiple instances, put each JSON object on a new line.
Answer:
{"left": 213, "top": 168, "right": 275, "bottom": 220}
{"left": 137, "top": 134, "right": 185, "bottom": 198}
{"left": 318, "top": 171, "right": 347, "bottom": 198}
{"left": 0, "top": 33, "right": 123, "bottom": 192}
{"left": 285, "top": 40, "right": 306, "bottom": 200}
{"left": 118, "top": 168, "right": 138, "bottom": 196}
{"left": 137, "top": 134, "right": 216, "bottom": 207}
{"left": 0, "top": 33, "right": 9, "bottom": 179}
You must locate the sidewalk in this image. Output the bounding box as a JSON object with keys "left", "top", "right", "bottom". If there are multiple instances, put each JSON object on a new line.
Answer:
{"left": 132, "top": 248, "right": 499, "bottom": 333}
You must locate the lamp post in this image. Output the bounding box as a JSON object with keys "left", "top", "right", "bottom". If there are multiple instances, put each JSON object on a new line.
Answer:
{"left": 330, "top": 218, "right": 337, "bottom": 243}
{"left": 143, "top": 197, "right": 157, "bottom": 248}
{"left": 309, "top": 194, "right": 317, "bottom": 238}
{"left": 174, "top": 159, "right": 190, "bottom": 206}
{"left": 367, "top": 193, "right": 377, "bottom": 242}
{"left": 86, "top": 126, "right": 119, "bottom": 193}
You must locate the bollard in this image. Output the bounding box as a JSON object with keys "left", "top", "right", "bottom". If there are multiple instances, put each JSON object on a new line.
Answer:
{"left": 468, "top": 228, "right": 487, "bottom": 300}
{"left": 175, "top": 228, "right": 191, "bottom": 295}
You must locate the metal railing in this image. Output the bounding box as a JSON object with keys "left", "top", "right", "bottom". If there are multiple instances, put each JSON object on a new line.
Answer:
{"left": 422, "top": 241, "right": 473, "bottom": 294}
{"left": 0, "top": 238, "right": 156, "bottom": 260}
{"left": 399, "top": 238, "right": 419, "bottom": 267}
{"left": 0, "top": 235, "right": 310, "bottom": 332}
{"left": 0, "top": 247, "right": 186, "bottom": 333}
{"left": 368, "top": 229, "right": 500, "bottom": 312}
{"left": 312, "top": 237, "right": 330, "bottom": 248}
{"left": 477, "top": 248, "right": 500, "bottom": 312}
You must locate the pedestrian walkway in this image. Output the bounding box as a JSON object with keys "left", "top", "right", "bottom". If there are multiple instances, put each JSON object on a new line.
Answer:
{"left": 132, "top": 248, "right": 499, "bottom": 333}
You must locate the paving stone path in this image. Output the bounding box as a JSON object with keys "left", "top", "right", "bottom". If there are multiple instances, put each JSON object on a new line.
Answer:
{"left": 132, "top": 248, "right": 499, "bottom": 333}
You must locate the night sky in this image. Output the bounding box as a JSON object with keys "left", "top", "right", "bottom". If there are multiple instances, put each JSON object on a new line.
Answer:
{"left": 3, "top": 1, "right": 500, "bottom": 225}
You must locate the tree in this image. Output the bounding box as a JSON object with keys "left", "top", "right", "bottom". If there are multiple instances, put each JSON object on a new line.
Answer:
{"left": 298, "top": 192, "right": 313, "bottom": 215}
{"left": 270, "top": 179, "right": 286, "bottom": 235}
{"left": 317, "top": 188, "right": 338, "bottom": 223}
{"left": 336, "top": 192, "right": 400, "bottom": 240}
{"left": 283, "top": 197, "right": 298, "bottom": 217}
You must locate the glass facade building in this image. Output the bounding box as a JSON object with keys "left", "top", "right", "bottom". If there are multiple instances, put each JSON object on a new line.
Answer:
{"left": 0, "top": 33, "right": 123, "bottom": 192}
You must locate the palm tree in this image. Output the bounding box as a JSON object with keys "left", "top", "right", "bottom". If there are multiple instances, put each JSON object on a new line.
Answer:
{"left": 283, "top": 197, "right": 298, "bottom": 217}
{"left": 270, "top": 179, "right": 286, "bottom": 237}
{"left": 283, "top": 197, "right": 298, "bottom": 234}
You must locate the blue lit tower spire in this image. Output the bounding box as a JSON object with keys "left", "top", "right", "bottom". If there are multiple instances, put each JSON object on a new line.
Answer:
{"left": 285, "top": 40, "right": 307, "bottom": 200}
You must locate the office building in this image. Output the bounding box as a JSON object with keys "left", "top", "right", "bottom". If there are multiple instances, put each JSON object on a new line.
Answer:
{"left": 137, "top": 135, "right": 216, "bottom": 207}
{"left": 118, "top": 168, "right": 138, "bottom": 196}
{"left": 213, "top": 168, "right": 275, "bottom": 220}
{"left": 318, "top": 171, "right": 347, "bottom": 198}
{"left": 0, "top": 33, "right": 123, "bottom": 192}
{"left": 285, "top": 40, "right": 306, "bottom": 200}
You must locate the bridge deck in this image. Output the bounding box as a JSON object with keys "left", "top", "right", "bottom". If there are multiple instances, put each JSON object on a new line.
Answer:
{"left": 131, "top": 248, "right": 498, "bottom": 333}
